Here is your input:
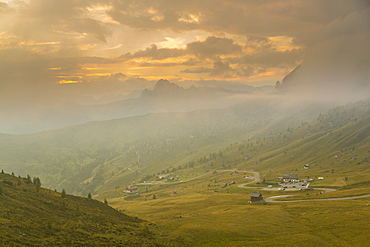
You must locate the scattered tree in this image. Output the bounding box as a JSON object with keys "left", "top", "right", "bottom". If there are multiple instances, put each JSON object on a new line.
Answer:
{"left": 32, "top": 177, "right": 42, "bottom": 192}
{"left": 61, "top": 189, "right": 67, "bottom": 198}
{"left": 152, "top": 194, "right": 157, "bottom": 199}
{"left": 104, "top": 198, "right": 108, "bottom": 205}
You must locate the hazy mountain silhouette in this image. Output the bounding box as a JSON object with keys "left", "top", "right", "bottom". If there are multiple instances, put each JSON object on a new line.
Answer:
{"left": 0, "top": 80, "right": 251, "bottom": 134}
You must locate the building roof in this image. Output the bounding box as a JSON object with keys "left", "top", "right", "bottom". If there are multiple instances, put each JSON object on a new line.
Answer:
{"left": 282, "top": 174, "right": 299, "bottom": 179}
{"left": 250, "top": 192, "right": 262, "bottom": 198}
{"left": 127, "top": 186, "right": 139, "bottom": 191}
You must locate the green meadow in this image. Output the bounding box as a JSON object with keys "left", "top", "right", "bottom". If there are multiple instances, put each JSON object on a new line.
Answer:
{"left": 95, "top": 102, "right": 370, "bottom": 246}
{"left": 97, "top": 170, "right": 370, "bottom": 246}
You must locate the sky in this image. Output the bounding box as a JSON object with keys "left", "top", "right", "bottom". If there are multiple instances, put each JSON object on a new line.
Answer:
{"left": 0, "top": 0, "right": 369, "bottom": 100}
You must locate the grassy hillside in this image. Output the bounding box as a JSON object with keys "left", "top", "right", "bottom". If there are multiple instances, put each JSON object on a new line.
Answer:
{"left": 0, "top": 97, "right": 330, "bottom": 196}
{"left": 1, "top": 98, "right": 369, "bottom": 246}
{"left": 0, "top": 172, "right": 171, "bottom": 246}
{"left": 93, "top": 100, "right": 370, "bottom": 246}
{"left": 131, "top": 101, "right": 370, "bottom": 192}
{"left": 96, "top": 170, "right": 370, "bottom": 246}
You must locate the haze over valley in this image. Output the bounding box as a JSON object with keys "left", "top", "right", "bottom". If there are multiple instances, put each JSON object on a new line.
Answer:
{"left": 1, "top": 0, "right": 369, "bottom": 246}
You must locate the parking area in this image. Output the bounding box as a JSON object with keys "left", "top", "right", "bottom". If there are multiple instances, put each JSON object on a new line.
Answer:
{"left": 276, "top": 181, "right": 309, "bottom": 191}
{"left": 261, "top": 181, "right": 310, "bottom": 191}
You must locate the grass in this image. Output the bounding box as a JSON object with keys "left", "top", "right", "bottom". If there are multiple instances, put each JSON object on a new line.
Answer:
{"left": 97, "top": 165, "right": 370, "bottom": 246}
{"left": 0, "top": 172, "right": 172, "bottom": 246}
{"left": 1, "top": 98, "right": 370, "bottom": 245}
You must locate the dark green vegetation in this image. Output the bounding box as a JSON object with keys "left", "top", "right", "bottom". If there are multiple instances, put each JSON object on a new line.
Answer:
{"left": 0, "top": 172, "right": 170, "bottom": 246}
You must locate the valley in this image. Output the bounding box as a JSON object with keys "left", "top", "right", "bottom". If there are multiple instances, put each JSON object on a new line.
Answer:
{"left": 1, "top": 1, "right": 369, "bottom": 246}
{"left": 92, "top": 100, "right": 369, "bottom": 246}
{"left": 95, "top": 168, "right": 369, "bottom": 246}
{"left": 1, "top": 94, "right": 369, "bottom": 246}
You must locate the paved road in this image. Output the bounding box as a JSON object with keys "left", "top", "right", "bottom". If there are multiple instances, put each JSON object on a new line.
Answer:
{"left": 236, "top": 172, "right": 370, "bottom": 203}
{"left": 265, "top": 194, "right": 370, "bottom": 203}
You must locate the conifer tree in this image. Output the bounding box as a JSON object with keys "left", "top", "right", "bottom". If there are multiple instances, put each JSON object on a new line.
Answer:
{"left": 61, "top": 189, "right": 67, "bottom": 198}
{"left": 88, "top": 192, "right": 92, "bottom": 199}
{"left": 34, "top": 177, "right": 41, "bottom": 192}
{"left": 104, "top": 198, "right": 108, "bottom": 205}
{"left": 1, "top": 169, "right": 4, "bottom": 174}
{"left": 26, "top": 175, "right": 32, "bottom": 183}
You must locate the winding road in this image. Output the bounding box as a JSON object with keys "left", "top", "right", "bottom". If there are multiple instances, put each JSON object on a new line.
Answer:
{"left": 236, "top": 171, "right": 370, "bottom": 203}
{"left": 265, "top": 194, "right": 370, "bottom": 203}
{"left": 136, "top": 169, "right": 369, "bottom": 203}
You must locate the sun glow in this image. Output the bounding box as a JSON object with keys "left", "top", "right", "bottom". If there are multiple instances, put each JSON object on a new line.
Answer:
{"left": 58, "top": 80, "right": 80, "bottom": 84}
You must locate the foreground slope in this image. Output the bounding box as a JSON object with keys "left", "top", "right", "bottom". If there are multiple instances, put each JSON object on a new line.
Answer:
{"left": 0, "top": 172, "right": 169, "bottom": 246}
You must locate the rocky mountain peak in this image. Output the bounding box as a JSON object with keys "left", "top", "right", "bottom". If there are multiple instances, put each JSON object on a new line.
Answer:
{"left": 153, "top": 79, "right": 182, "bottom": 93}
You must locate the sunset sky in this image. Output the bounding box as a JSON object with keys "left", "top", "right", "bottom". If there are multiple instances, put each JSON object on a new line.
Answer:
{"left": 0, "top": 0, "right": 369, "bottom": 99}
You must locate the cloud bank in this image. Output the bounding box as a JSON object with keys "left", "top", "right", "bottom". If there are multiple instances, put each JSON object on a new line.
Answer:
{"left": 0, "top": 0, "right": 368, "bottom": 100}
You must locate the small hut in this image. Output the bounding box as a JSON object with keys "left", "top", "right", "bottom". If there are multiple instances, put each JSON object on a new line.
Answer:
{"left": 124, "top": 186, "right": 139, "bottom": 194}
{"left": 250, "top": 192, "right": 263, "bottom": 202}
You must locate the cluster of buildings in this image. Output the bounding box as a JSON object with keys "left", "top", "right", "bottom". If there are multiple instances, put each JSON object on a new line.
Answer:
{"left": 123, "top": 186, "right": 140, "bottom": 194}
{"left": 276, "top": 174, "right": 300, "bottom": 183}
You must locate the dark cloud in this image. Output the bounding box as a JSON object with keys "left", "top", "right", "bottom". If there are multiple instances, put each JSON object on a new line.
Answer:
{"left": 70, "top": 18, "right": 111, "bottom": 43}
{"left": 107, "top": 0, "right": 368, "bottom": 36}
{"left": 210, "top": 61, "right": 234, "bottom": 77}
{"left": 187, "top": 36, "right": 242, "bottom": 59}
{"left": 232, "top": 48, "right": 304, "bottom": 68}
{"left": 282, "top": 7, "right": 370, "bottom": 98}
{"left": 0, "top": 0, "right": 368, "bottom": 100}
{"left": 122, "top": 36, "right": 242, "bottom": 61}
{"left": 121, "top": 44, "right": 185, "bottom": 60}
{"left": 181, "top": 67, "right": 212, "bottom": 74}
{"left": 10, "top": 0, "right": 110, "bottom": 43}
{"left": 0, "top": 1, "right": 12, "bottom": 13}
{"left": 139, "top": 62, "right": 178, "bottom": 67}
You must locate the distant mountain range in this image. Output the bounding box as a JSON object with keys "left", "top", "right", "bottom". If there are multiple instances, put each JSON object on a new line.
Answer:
{"left": 0, "top": 79, "right": 254, "bottom": 134}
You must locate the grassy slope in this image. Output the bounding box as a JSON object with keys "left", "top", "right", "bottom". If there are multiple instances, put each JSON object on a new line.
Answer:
{"left": 97, "top": 171, "right": 370, "bottom": 247}
{"left": 93, "top": 101, "right": 370, "bottom": 246}
{"left": 0, "top": 172, "right": 171, "bottom": 246}
{"left": 0, "top": 98, "right": 328, "bottom": 196}
{"left": 171, "top": 99, "right": 370, "bottom": 188}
